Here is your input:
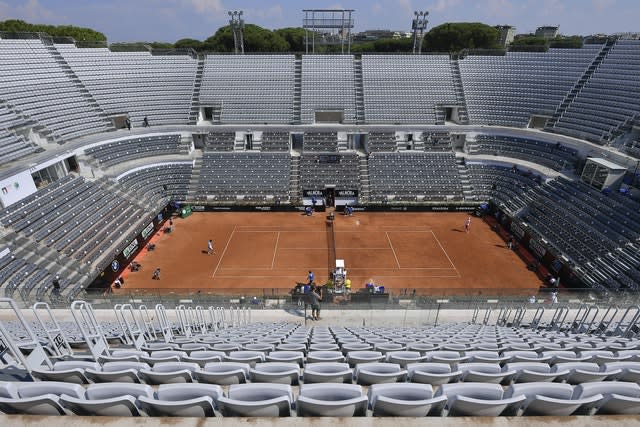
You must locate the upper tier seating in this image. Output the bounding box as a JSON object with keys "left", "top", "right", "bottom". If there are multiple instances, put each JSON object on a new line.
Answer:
{"left": 56, "top": 44, "right": 198, "bottom": 126}
{"left": 200, "top": 55, "right": 295, "bottom": 124}
{"left": 116, "top": 163, "right": 193, "bottom": 204}
{"left": 551, "top": 40, "right": 640, "bottom": 144}
{"left": 301, "top": 55, "right": 356, "bottom": 124}
{"left": 361, "top": 55, "right": 458, "bottom": 124}
{"left": 0, "top": 38, "right": 112, "bottom": 142}
{"left": 459, "top": 46, "right": 602, "bottom": 127}
{"left": 85, "top": 134, "right": 184, "bottom": 167}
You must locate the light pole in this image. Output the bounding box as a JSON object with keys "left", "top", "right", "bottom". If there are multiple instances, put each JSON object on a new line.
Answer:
{"left": 228, "top": 10, "right": 245, "bottom": 54}
{"left": 411, "top": 10, "right": 429, "bottom": 54}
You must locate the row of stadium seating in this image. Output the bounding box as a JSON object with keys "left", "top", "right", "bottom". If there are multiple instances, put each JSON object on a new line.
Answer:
{"left": 0, "top": 38, "right": 637, "bottom": 148}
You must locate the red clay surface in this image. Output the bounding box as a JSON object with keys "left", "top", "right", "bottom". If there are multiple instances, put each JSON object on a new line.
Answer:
{"left": 117, "top": 211, "right": 542, "bottom": 296}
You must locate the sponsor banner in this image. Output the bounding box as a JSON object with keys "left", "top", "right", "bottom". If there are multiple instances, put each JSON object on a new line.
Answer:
{"left": 141, "top": 222, "right": 154, "bottom": 240}
{"left": 318, "top": 155, "right": 340, "bottom": 163}
{"left": 123, "top": 238, "right": 139, "bottom": 259}
{"left": 303, "top": 190, "right": 324, "bottom": 197}
{"left": 336, "top": 189, "right": 358, "bottom": 197}
{"left": 529, "top": 238, "right": 547, "bottom": 259}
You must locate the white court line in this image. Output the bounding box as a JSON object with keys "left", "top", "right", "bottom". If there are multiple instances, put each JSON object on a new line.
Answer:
{"left": 214, "top": 274, "right": 461, "bottom": 279}
{"left": 386, "top": 231, "right": 401, "bottom": 268}
{"left": 430, "top": 230, "right": 461, "bottom": 278}
{"left": 218, "top": 266, "right": 457, "bottom": 271}
{"left": 211, "top": 226, "right": 236, "bottom": 279}
{"left": 271, "top": 232, "right": 280, "bottom": 270}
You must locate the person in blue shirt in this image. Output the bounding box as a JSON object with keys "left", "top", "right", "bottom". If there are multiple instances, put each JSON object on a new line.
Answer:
{"left": 308, "top": 270, "right": 315, "bottom": 285}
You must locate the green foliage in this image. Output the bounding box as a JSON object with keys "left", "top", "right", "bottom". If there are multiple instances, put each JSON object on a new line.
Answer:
{"left": 549, "top": 36, "right": 583, "bottom": 48}
{"left": 273, "top": 27, "right": 306, "bottom": 52}
{"left": 510, "top": 36, "right": 549, "bottom": 52}
{"left": 203, "top": 24, "right": 289, "bottom": 53}
{"left": 0, "top": 19, "right": 106, "bottom": 41}
{"left": 423, "top": 22, "right": 500, "bottom": 52}
{"left": 174, "top": 38, "right": 203, "bottom": 50}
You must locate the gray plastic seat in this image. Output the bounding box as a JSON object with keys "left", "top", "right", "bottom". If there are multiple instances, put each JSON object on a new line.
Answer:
{"left": 60, "top": 383, "right": 153, "bottom": 416}
{"left": 466, "top": 350, "right": 510, "bottom": 364}
{"left": 224, "top": 350, "right": 266, "bottom": 367}
{"left": 503, "top": 382, "right": 601, "bottom": 416}
{"left": 502, "top": 350, "right": 552, "bottom": 363}
{"left": 276, "top": 343, "right": 307, "bottom": 354}
{"left": 341, "top": 342, "right": 372, "bottom": 354}
{"left": 193, "top": 362, "right": 250, "bottom": 385}
{"left": 307, "top": 350, "right": 345, "bottom": 364}
{"left": 435, "top": 382, "right": 525, "bottom": 417}
{"left": 249, "top": 362, "right": 300, "bottom": 385}
{"left": 426, "top": 350, "right": 469, "bottom": 366}
{"left": 386, "top": 351, "right": 429, "bottom": 368}
{"left": 355, "top": 362, "right": 407, "bottom": 385}
{"left": 303, "top": 362, "right": 353, "bottom": 384}
{"left": 310, "top": 343, "right": 340, "bottom": 351}
{"left": 138, "top": 361, "right": 199, "bottom": 384}
{"left": 458, "top": 362, "right": 515, "bottom": 384}
{"left": 346, "top": 350, "right": 385, "bottom": 367}
{"left": 505, "top": 362, "right": 564, "bottom": 383}
{"left": 553, "top": 362, "right": 617, "bottom": 384}
{"left": 85, "top": 361, "right": 150, "bottom": 383}
{"left": 603, "top": 361, "right": 640, "bottom": 382}
{"left": 265, "top": 351, "right": 305, "bottom": 367}
{"left": 31, "top": 360, "right": 100, "bottom": 384}
{"left": 573, "top": 381, "right": 640, "bottom": 415}
{"left": 0, "top": 381, "right": 84, "bottom": 415}
{"left": 182, "top": 350, "right": 225, "bottom": 367}
{"left": 297, "top": 383, "right": 367, "bottom": 417}
{"left": 368, "top": 383, "right": 447, "bottom": 417}
{"left": 373, "top": 342, "right": 406, "bottom": 354}
{"left": 212, "top": 343, "right": 242, "bottom": 354}
{"left": 216, "top": 383, "right": 293, "bottom": 417}
{"left": 138, "top": 383, "right": 223, "bottom": 417}
{"left": 407, "top": 362, "right": 462, "bottom": 385}
{"left": 542, "top": 350, "right": 590, "bottom": 364}
{"left": 243, "top": 343, "right": 275, "bottom": 353}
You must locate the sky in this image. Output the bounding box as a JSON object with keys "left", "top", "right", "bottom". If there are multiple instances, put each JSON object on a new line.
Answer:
{"left": 0, "top": 0, "right": 637, "bottom": 43}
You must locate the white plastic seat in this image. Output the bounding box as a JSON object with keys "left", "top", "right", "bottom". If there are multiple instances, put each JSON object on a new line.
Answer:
{"left": 435, "top": 382, "right": 525, "bottom": 417}
{"left": 307, "top": 350, "right": 345, "bottom": 364}
{"left": 224, "top": 350, "right": 266, "bottom": 367}
{"left": 182, "top": 350, "right": 225, "bottom": 367}
{"left": 193, "top": 362, "right": 250, "bottom": 385}
{"left": 249, "top": 362, "right": 300, "bottom": 385}
{"left": 303, "top": 362, "right": 353, "bottom": 384}
{"left": 355, "top": 362, "right": 407, "bottom": 385}
{"left": 573, "top": 381, "right": 640, "bottom": 415}
{"left": 138, "top": 383, "right": 223, "bottom": 417}
{"left": 265, "top": 351, "right": 305, "bottom": 366}
{"left": 297, "top": 383, "right": 367, "bottom": 417}
{"left": 138, "top": 361, "right": 199, "bottom": 384}
{"left": 505, "top": 362, "right": 563, "bottom": 383}
{"left": 458, "top": 362, "right": 515, "bottom": 384}
{"left": 386, "top": 351, "right": 429, "bottom": 367}
{"left": 407, "top": 362, "right": 462, "bottom": 385}
{"left": 0, "top": 381, "right": 84, "bottom": 415}
{"left": 553, "top": 362, "right": 617, "bottom": 384}
{"left": 346, "top": 350, "right": 385, "bottom": 367}
{"left": 60, "top": 383, "right": 153, "bottom": 416}
{"left": 503, "top": 382, "right": 602, "bottom": 416}
{"left": 216, "top": 383, "right": 293, "bottom": 417}
{"left": 426, "top": 350, "right": 469, "bottom": 366}
{"left": 85, "top": 361, "right": 150, "bottom": 383}
{"left": 31, "top": 360, "right": 100, "bottom": 384}
{"left": 368, "top": 383, "right": 447, "bottom": 417}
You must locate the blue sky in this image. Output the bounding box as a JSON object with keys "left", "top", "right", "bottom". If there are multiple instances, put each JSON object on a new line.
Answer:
{"left": 0, "top": 0, "right": 637, "bottom": 42}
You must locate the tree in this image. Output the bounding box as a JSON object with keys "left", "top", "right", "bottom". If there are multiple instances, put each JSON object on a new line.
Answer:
{"left": 0, "top": 19, "right": 106, "bottom": 41}
{"left": 273, "top": 27, "right": 306, "bottom": 52}
{"left": 423, "top": 22, "right": 500, "bottom": 52}
{"left": 203, "top": 24, "right": 288, "bottom": 53}
{"left": 510, "top": 35, "right": 548, "bottom": 52}
{"left": 549, "top": 36, "right": 583, "bottom": 49}
{"left": 174, "top": 38, "right": 203, "bottom": 50}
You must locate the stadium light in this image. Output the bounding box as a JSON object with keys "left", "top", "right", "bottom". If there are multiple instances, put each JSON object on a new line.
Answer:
{"left": 228, "top": 10, "right": 245, "bottom": 54}
{"left": 411, "top": 10, "right": 429, "bottom": 54}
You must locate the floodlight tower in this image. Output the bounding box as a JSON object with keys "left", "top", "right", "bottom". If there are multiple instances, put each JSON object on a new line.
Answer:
{"left": 228, "top": 10, "right": 245, "bottom": 54}
{"left": 412, "top": 10, "right": 429, "bottom": 54}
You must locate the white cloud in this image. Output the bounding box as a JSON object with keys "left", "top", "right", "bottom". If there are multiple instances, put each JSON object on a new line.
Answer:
{"left": 0, "top": 0, "right": 63, "bottom": 22}
{"left": 187, "top": 0, "right": 224, "bottom": 14}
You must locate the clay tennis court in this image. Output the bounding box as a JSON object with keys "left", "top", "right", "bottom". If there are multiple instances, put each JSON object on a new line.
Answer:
{"left": 118, "top": 211, "right": 542, "bottom": 296}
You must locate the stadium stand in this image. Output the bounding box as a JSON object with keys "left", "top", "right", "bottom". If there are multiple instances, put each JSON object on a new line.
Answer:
{"left": 260, "top": 131, "right": 290, "bottom": 152}
{"left": 300, "top": 153, "right": 360, "bottom": 192}
{"left": 368, "top": 152, "right": 464, "bottom": 201}
{"left": 0, "top": 37, "right": 113, "bottom": 142}
{"left": 84, "top": 134, "right": 185, "bottom": 167}
{"left": 361, "top": 54, "right": 458, "bottom": 124}
{"left": 459, "top": 46, "right": 602, "bottom": 127}
{"left": 550, "top": 40, "right": 640, "bottom": 144}
{"left": 55, "top": 43, "right": 198, "bottom": 126}
{"left": 195, "top": 152, "right": 290, "bottom": 201}
{"left": 301, "top": 55, "right": 356, "bottom": 124}
{"left": 0, "top": 101, "right": 41, "bottom": 166}
{"left": 302, "top": 131, "right": 339, "bottom": 152}
{"left": 200, "top": 55, "right": 295, "bottom": 124}
{"left": 116, "top": 163, "right": 193, "bottom": 204}
{"left": 466, "top": 135, "right": 578, "bottom": 171}
{"left": 367, "top": 131, "right": 397, "bottom": 152}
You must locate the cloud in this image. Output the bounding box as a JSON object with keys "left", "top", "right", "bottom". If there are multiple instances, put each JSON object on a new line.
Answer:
{"left": 187, "top": 0, "right": 224, "bottom": 14}
{"left": 0, "top": 0, "right": 64, "bottom": 23}
{"left": 429, "top": 0, "right": 463, "bottom": 13}
{"left": 592, "top": 0, "right": 616, "bottom": 11}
